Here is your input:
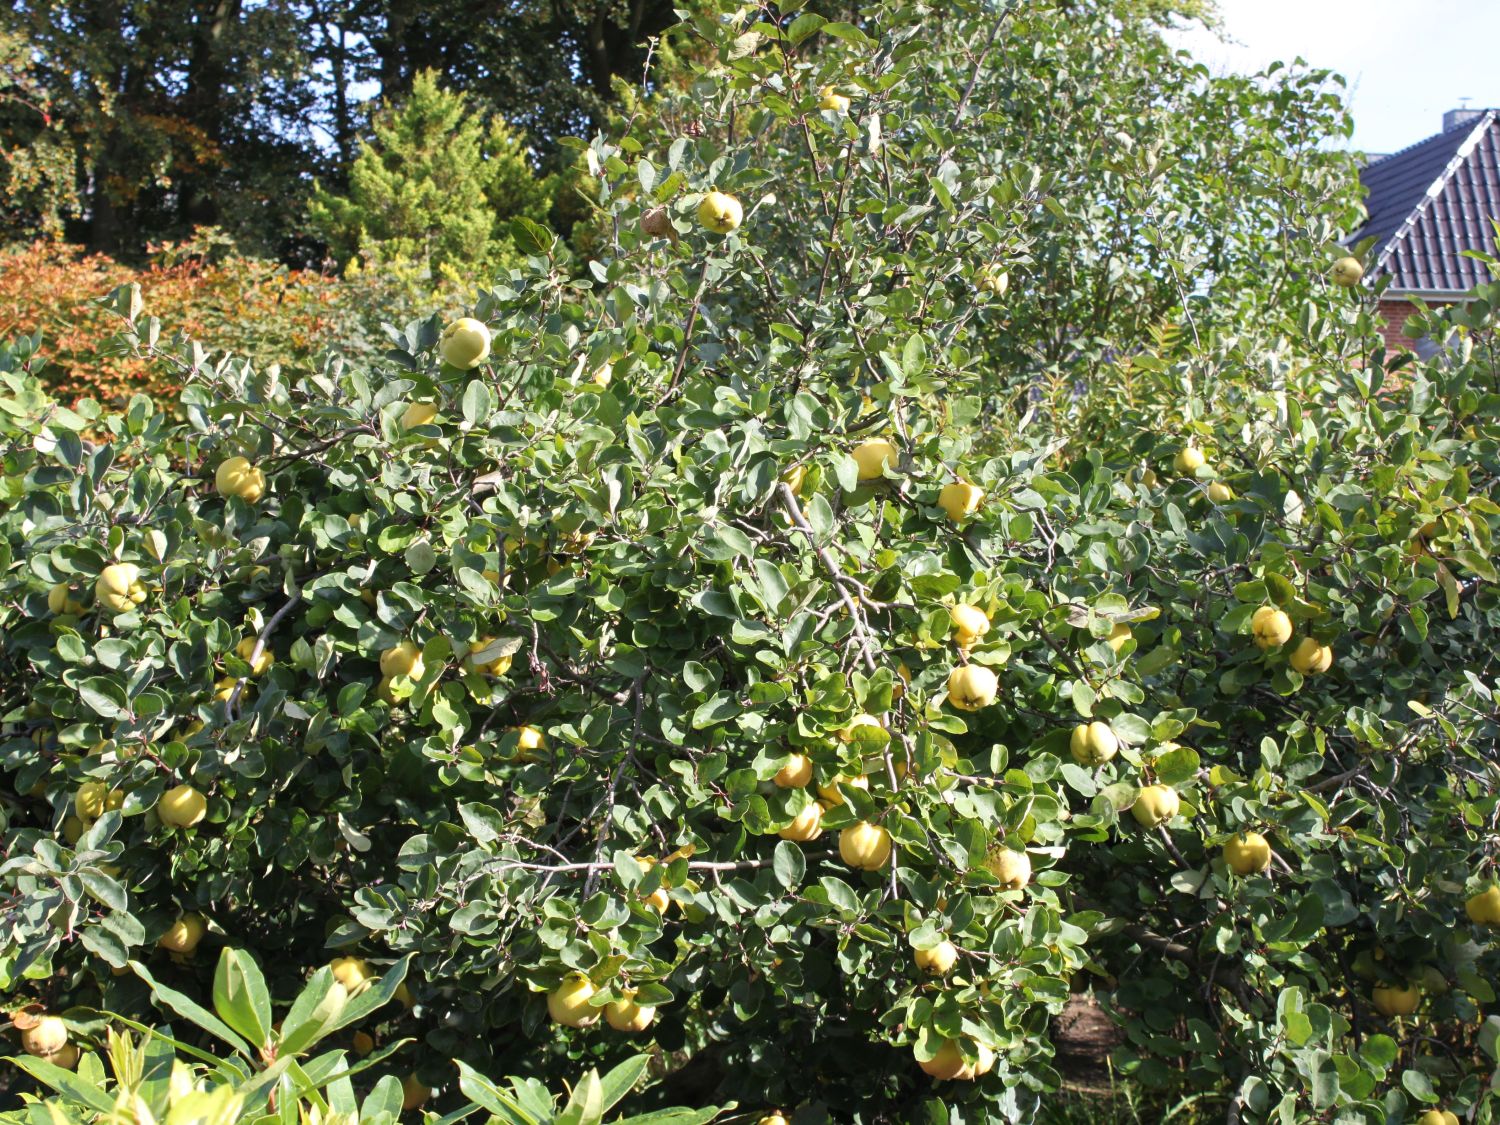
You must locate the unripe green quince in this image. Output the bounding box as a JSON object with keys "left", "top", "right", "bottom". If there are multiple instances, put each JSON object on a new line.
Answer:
{"left": 439, "top": 317, "right": 491, "bottom": 369}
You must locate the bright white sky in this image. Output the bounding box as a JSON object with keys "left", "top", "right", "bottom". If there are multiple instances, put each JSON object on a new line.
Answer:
{"left": 1165, "top": 0, "right": 1500, "bottom": 156}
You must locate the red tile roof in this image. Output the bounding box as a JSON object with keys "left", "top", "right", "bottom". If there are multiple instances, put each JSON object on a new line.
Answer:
{"left": 1357, "top": 110, "right": 1500, "bottom": 293}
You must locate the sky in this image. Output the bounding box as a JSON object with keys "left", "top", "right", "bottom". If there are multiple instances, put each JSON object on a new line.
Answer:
{"left": 1163, "top": 0, "right": 1500, "bottom": 156}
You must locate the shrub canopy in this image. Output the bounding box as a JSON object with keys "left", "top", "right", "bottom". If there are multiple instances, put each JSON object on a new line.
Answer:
{"left": 3, "top": 3, "right": 1499, "bottom": 1123}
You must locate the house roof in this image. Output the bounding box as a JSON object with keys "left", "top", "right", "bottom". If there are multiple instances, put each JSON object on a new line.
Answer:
{"left": 1357, "top": 110, "right": 1500, "bottom": 294}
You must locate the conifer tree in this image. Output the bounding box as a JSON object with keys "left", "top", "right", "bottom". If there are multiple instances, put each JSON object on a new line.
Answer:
{"left": 307, "top": 70, "right": 553, "bottom": 275}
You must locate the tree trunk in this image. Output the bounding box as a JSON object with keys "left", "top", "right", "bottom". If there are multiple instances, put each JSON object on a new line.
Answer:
{"left": 329, "top": 24, "right": 354, "bottom": 171}
{"left": 180, "top": 0, "right": 243, "bottom": 230}
{"left": 85, "top": 0, "right": 127, "bottom": 252}
{"left": 312, "top": 0, "right": 357, "bottom": 174}
{"left": 89, "top": 170, "right": 123, "bottom": 254}
{"left": 372, "top": 0, "right": 419, "bottom": 99}
{"left": 581, "top": 0, "right": 679, "bottom": 108}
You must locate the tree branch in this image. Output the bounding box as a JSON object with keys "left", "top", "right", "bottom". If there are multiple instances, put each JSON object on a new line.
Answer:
{"left": 226, "top": 586, "right": 303, "bottom": 714}
{"left": 776, "top": 483, "right": 878, "bottom": 674}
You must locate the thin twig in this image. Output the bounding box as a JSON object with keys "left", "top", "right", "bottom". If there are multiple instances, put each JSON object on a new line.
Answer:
{"left": 659, "top": 258, "right": 714, "bottom": 403}
{"left": 776, "top": 483, "right": 878, "bottom": 673}
{"left": 583, "top": 674, "right": 646, "bottom": 896}
{"left": 486, "top": 853, "right": 833, "bottom": 876}
{"left": 227, "top": 587, "right": 304, "bottom": 715}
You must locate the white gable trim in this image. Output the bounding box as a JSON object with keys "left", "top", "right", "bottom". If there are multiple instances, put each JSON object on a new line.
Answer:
{"left": 1372, "top": 110, "right": 1497, "bottom": 280}
{"left": 1380, "top": 288, "right": 1468, "bottom": 300}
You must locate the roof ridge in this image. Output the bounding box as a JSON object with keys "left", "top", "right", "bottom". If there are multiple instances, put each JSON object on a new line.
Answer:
{"left": 1371, "top": 109, "right": 1497, "bottom": 162}
{"left": 1373, "top": 110, "right": 1498, "bottom": 279}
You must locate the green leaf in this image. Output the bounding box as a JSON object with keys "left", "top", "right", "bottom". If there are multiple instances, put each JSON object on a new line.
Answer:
{"left": 7, "top": 1054, "right": 117, "bottom": 1114}
{"left": 1359, "top": 1033, "right": 1397, "bottom": 1071}
{"left": 1400, "top": 1067, "right": 1436, "bottom": 1102}
{"left": 106, "top": 1015, "right": 241, "bottom": 1070}
{"left": 682, "top": 661, "right": 718, "bottom": 693}
{"left": 320, "top": 956, "right": 411, "bottom": 1036}
{"left": 1457, "top": 966, "right": 1495, "bottom": 1003}
{"left": 691, "top": 693, "right": 739, "bottom": 729}
{"left": 234, "top": 1055, "right": 300, "bottom": 1114}
{"left": 901, "top": 333, "right": 928, "bottom": 376}
{"left": 81, "top": 919, "right": 131, "bottom": 966}
{"left": 804, "top": 494, "right": 835, "bottom": 540}
{"left": 772, "top": 840, "right": 806, "bottom": 888}
{"left": 1437, "top": 563, "right": 1461, "bottom": 618}
{"left": 1097, "top": 782, "right": 1137, "bottom": 813}
{"left": 1308, "top": 1052, "right": 1340, "bottom": 1109}
{"left": 325, "top": 1058, "right": 359, "bottom": 1119}
{"left": 462, "top": 379, "right": 495, "bottom": 425}
{"left": 1152, "top": 745, "right": 1200, "bottom": 786}
{"left": 752, "top": 559, "right": 789, "bottom": 614}
{"left": 213, "top": 948, "right": 274, "bottom": 1049}
{"left": 455, "top": 1059, "right": 539, "bottom": 1124}
{"left": 405, "top": 539, "right": 438, "bottom": 575}
{"left": 283, "top": 1051, "right": 360, "bottom": 1107}
{"left": 1133, "top": 645, "right": 1176, "bottom": 676}
{"left": 785, "top": 12, "right": 825, "bottom": 43}
{"left": 1110, "top": 713, "right": 1152, "bottom": 744}
{"left": 819, "top": 877, "right": 859, "bottom": 914}
{"left": 1285, "top": 893, "right": 1325, "bottom": 943}
{"left": 278, "top": 968, "right": 348, "bottom": 1056}
{"left": 1232, "top": 580, "right": 1268, "bottom": 603}
{"left": 131, "top": 960, "right": 255, "bottom": 1058}
{"left": 819, "top": 21, "right": 875, "bottom": 46}
{"left": 430, "top": 1102, "right": 489, "bottom": 1125}
{"left": 509, "top": 216, "right": 554, "bottom": 257}
{"left": 1457, "top": 548, "right": 1498, "bottom": 583}
{"left": 362, "top": 1073, "right": 405, "bottom": 1122}
{"left": 595, "top": 1055, "right": 650, "bottom": 1115}
{"left": 78, "top": 870, "right": 127, "bottom": 913}
{"left": 1281, "top": 1008, "right": 1312, "bottom": 1046}
{"left": 77, "top": 677, "right": 129, "bottom": 720}
{"left": 556, "top": 1065, "right": 604, "bottom": 1125}
{"left": 459, "top": 802, "right": 505, "bottom": 844}
{"left": 1264, "top": 572, "right": 1298, "bottom": 606}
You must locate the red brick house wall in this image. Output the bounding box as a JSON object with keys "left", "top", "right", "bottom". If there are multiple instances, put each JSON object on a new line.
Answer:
{"left": 1377, "top": 298, "right": 1423, "bottom": 352}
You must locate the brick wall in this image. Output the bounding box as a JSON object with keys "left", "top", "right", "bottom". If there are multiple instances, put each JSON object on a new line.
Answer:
{"left": 1377, "top": 298, "right": 1421, "bottom": 352}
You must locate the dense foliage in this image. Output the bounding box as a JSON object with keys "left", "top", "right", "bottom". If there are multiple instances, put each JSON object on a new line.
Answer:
{"left": 3, "top": 2, "right": 1500, "bottom": 1124}
{"left": 0, "top": 26, "right": 77, "bottom": 239}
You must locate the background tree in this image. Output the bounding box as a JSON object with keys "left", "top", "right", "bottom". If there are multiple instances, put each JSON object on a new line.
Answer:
{"left": 0, "top": 26, "right": 78, "bottom": 239}
{"left": 306, "top": 72, "right": 555, "bottom": 277}
{"left": 351, "top": 0, "right": 686, "bottom": 152}
{"left": 4, "top": 0, "right": 317, "bottom": 255}
{"left": 0, "top": 0, "right": 705, "bottom": 258}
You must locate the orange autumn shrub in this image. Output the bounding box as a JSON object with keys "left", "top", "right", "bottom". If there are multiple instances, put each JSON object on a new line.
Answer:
{"left": 0, "top": 243, "right": 140, "bottom": 403}
{"left": 0, "top": 238, "right": 443, "bottom": 407}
